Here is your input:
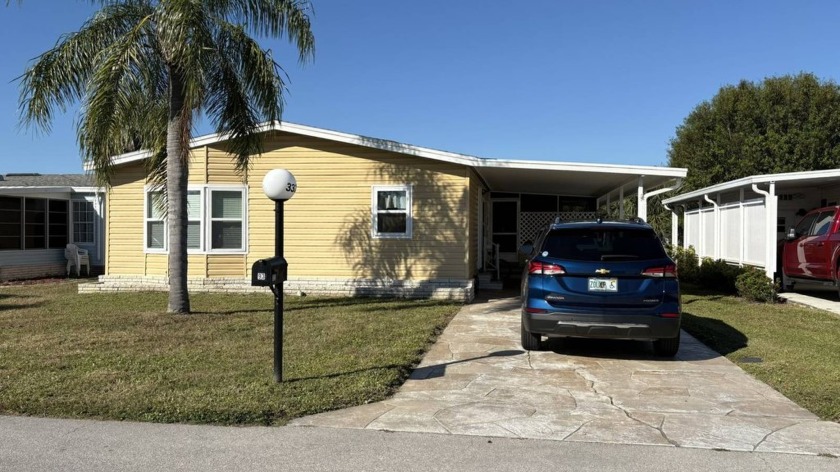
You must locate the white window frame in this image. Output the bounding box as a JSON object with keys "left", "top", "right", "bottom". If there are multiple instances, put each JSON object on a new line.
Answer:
{"left": 371, "top": 184, "right": 412, "bottom": 239}
{"left": 143, "top": 185, "right": 248, "bottom": 254}
{"left": 207, "top": 187, "right": 248, "bottom": 253}
{"left": 72, "top": 200, "right": 96, "bottom": 244}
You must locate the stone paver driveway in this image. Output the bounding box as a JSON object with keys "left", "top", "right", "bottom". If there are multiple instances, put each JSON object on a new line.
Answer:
{"left": 293, "top": 296, "right": 840, "bottom": 456}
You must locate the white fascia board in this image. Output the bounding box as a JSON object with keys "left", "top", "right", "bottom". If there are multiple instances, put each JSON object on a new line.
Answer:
{"left": 663, "top": 168, "right": 840, "bottom": 205}
{"left": 0, "top": 186, "right": 74, "bottom": 193}
{"left": 473, "top": 158, "right": 687, "bottom": 177}
{"left": 104, "top": 121, "right": 483, "bottom": 168}
{"left": 70, "top": 187, "right": 102, "bottom": 193}
{"left": 102, "top": 121, "right": 689, "bottom": 177}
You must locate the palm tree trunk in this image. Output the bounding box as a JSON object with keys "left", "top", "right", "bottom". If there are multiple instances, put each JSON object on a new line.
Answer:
{"left": 166, "top": 68, "right": 190, "bottom": 313}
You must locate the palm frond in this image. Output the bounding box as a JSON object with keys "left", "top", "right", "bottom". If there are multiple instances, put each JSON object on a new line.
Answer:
{"left": 18, "top": 1, "right": 152, "bottom": 132}
{"left": 208, "top": 0, "right": 315, "bottom": 63}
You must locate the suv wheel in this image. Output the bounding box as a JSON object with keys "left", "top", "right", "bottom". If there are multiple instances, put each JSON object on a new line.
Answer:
{"left": 653, "top": 332, "right": 680, "bottom": 357}
{"left": 521, "top": 320, "right": 542, "bottom": 351}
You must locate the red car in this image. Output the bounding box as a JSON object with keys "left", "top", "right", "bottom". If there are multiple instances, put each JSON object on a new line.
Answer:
{"left": 781, "top": 206, "right": 840, "bottom": 298}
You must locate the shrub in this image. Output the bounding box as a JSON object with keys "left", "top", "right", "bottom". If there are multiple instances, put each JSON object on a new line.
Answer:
{"left": 668, "top": 245, "right": 700, "bottom": 283}
{"left": 697, "top": 258, "right": 743, "bottom": 294}
{"left": 735, "top": 267, "right": 778, "bottom": 303}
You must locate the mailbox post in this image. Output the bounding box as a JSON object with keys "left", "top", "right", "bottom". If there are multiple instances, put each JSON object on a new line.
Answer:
{"left": 259, "top": 169, "right": 297, "bottom": 382}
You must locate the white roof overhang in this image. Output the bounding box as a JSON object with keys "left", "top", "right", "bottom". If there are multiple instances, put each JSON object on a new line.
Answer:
{"left": 663, "top": 169, "right": 840, "bottom": 205}
{"left": 96, "top": 121, "right": 687, "bottom": 197}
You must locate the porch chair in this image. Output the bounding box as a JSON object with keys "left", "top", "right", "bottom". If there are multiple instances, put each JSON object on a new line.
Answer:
{"left": 65, "top": 243, "right": 91, "bottom": 277}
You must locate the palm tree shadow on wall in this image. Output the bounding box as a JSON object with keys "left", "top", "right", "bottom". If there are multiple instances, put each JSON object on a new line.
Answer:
{"left": 334, "top": 136, "right": 469, "bottom": 297}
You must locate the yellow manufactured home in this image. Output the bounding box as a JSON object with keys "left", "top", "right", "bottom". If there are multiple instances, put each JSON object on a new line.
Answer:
{"left": 83, "top": 122, "right": 686, "bottom": 301}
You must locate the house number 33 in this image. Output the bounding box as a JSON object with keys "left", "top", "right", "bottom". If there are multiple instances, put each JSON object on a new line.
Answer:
{"left": 286, "top": 183, "right": 296, "bottom": 193}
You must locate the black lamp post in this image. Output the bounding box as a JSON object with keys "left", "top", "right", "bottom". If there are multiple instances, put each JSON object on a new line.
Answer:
{"left": 261, "top": 169, "right": 297, "bottom": 382}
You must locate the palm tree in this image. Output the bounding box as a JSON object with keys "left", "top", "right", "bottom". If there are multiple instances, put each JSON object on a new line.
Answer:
{"left": 19, "top": 0, "right": 314, "bottom": 313}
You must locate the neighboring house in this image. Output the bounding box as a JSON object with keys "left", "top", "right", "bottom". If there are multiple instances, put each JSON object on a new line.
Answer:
{"left": 0, "top": 173, "right": 105, "bottom": 281}
{"left": 662, "top": 169, "right": 840, "bottom": 279}
{"left": 81, "top": 122, "right": 686, "bottom": 301}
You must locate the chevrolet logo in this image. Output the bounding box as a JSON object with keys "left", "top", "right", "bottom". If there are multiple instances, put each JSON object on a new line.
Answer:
{"left": 595, "top": 268, "right": 610, "bottom": 275}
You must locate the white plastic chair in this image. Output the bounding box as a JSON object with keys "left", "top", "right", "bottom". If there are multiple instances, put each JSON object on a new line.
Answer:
{"left": 65, "top": 243, "right": 91, "bottom": 277}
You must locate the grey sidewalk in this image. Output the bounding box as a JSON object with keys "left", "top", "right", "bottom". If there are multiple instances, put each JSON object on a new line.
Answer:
{"left": 293, "top": 296, "right": 840, "bottom": 456}
{"left": 1, "top": 415, "right": 838, "bottom": 472}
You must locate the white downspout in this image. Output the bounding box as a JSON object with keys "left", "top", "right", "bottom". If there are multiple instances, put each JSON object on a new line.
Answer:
{"left": 663, "top": 202, "right": 679, "bottom": 248}
{"left": 751, "top": 183, "right": 776, "bottom": 279}
{"left": 703, "top": 194, "right": 720, "bottom": 260}
{"left": 640, "top": 178, "right": 683, "bottom": 222}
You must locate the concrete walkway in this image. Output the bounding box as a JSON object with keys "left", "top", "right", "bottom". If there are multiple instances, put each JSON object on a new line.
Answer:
{"left": 779, "top": 288, "right": 840, "bottom": 317}
{"left": 293, "top": 296, "right": 840, "bottom": 456}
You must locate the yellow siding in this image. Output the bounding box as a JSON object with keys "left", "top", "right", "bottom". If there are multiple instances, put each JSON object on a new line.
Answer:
{"left": 106, "top": 162, "right": 147, "bottom": 275}
{"left": 242, "top": 132, "right": 470, "bottom": 279}
{"left": 467, "top": 169, "right": 485, "bottom": 278}
{"left": 106, "top": 132, "right": 472, "bottom": 281}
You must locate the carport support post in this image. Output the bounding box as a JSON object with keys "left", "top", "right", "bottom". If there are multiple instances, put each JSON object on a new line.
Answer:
{"left": 636, "top": 176, "right": 645, "bottom": 220}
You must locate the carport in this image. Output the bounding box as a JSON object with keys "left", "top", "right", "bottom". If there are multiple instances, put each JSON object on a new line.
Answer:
{"left": 470, "top": 160, "right": 686, "bottom": 267}
{"left": 662, "top": 169, "right": 840, "bottom": 279}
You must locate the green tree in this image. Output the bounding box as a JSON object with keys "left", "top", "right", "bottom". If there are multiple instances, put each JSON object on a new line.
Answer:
{"left": 668, "top": 73, "right": 840, "bottom": 192}
{"left": 18, "top": 0, "right": 314, "bottom": 313}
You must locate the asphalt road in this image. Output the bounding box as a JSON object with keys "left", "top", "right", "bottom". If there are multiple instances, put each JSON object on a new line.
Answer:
{"left": 1, "top": 416, "right": 837, "bottom": 472}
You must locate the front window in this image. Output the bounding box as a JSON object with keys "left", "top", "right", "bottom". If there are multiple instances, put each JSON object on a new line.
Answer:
{"left": 144, "top": 187, "right": 244, "bottom": 252}
{"left": 73, "top": 200, "right": 95, "bottom": 244}
{"left": 210, "top": 190, "right": 244, "bottom": 250}
{"left": 0, "top": 196, "right": 22, "bottom": 250}
{"left": 146, "top": 192, "right": 166, "bottom": 250}
{"left": 24, "top": 198, "right": 46, "bottom": 249}
{"left": 47, "top": 200, "right": 69, "bottom": 249}
{"left": 0, "top": 197, "right": 68, "bottom": 251}
{"left": 372, "top": 185, "right": 412, "bottom": 238}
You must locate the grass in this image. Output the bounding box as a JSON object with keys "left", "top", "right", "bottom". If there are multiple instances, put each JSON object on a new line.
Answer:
{"left": 680, "top": 285, "right": 840, "bottom": 422}
{"left": 0, "top": 282, "right": 461, "bottom": 425}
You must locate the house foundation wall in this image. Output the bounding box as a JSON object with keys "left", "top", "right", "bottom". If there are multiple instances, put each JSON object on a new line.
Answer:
{"left": 78, "top": 275, "right": 475, "bottom": 302}
{"left": 0, "top": 263, "right": 66, "bottom": 281}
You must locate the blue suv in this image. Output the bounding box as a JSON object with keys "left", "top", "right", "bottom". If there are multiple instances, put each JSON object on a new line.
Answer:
{"left": 520, "top": 218, "right": 681, "bottom": 356}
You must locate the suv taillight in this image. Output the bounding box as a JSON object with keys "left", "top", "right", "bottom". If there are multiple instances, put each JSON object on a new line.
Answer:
{"left": 641, "top": 264, "right": 677, "bottom": 278}
{"left": 528, "top": 261, "right": 566, "bottom": 275}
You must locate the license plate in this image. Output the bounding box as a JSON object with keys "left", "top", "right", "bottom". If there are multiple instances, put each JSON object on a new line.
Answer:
{"left": 588, "top": 277, "right": 618, "bottom": 292}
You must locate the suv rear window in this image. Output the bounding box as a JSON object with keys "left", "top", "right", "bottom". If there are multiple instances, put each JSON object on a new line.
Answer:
{"left": 541, "top": 227, "right": 667, "bottom": 262}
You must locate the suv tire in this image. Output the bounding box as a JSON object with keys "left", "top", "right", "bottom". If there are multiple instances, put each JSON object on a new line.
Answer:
{"left": 521, "top": 320, "right": 542, "bottom": 351}
{"left": 653, "top": 332, "right": 680, "bottom": 357}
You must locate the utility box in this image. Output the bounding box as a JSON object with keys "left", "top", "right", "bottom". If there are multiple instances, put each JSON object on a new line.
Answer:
{"left": 251, "top": 257, "right": 288, "bottom": 287}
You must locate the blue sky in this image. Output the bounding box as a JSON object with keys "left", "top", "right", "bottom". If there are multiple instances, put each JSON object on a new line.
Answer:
{"left": 2, "top": 1, "right": 840, "bottom": 174}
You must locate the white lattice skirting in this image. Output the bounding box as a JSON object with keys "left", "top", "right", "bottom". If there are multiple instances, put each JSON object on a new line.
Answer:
{"left": 519, "top": 211, "right": 599, "bottom": 246}
{"left": 78, "top": 275, "right": 475, "bottom": 302}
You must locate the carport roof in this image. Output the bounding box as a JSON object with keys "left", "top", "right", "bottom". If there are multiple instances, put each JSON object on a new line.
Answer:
{"left": 100, "top": 121, "right": 687, "bottom": 196}
{"left": 663, "top": 169, "right": 840, "bottom": 205}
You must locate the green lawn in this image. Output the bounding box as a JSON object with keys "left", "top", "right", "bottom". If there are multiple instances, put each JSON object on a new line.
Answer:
{"left": 0, "top": 282, "right": 460, "bottom": 425}
{"left": 680, "top": 286, "right": 840, "bottom": 422}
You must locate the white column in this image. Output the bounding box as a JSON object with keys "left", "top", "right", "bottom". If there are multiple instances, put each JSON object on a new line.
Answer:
{"left": 704, "top": 194, "right": 720, "bottom": 260}
{"left": 636, "top": 176, "right": 644, "bottom": 220}
{"left": 739, "top": 188, "right": 745, "bottom": 267}
{"left": 698, "top": 199, "right": 704, "bottom": 263}
{"left": 767, "top": 181, "right": 777, "bottom": 280}
{"left": 671, "top": 206, "right": 678, "bottom": 248}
